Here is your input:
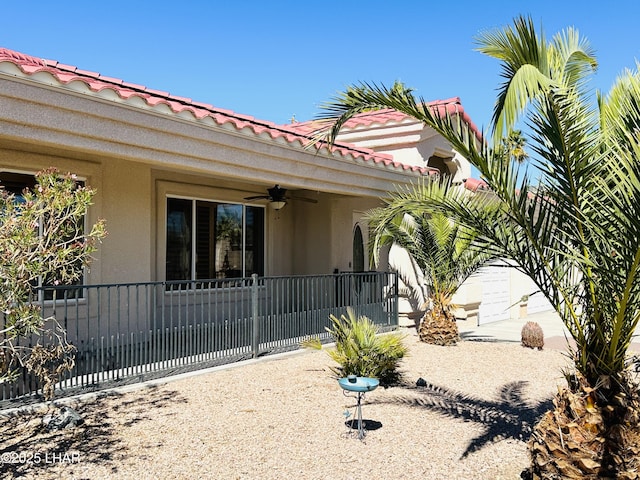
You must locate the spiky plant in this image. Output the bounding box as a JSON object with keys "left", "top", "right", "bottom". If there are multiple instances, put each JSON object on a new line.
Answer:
{"left": 304, "top": 308, "right": 407, "bottom": 386}
{"left": 315, "top": 16, "right": 640, "bottom": 478}
{"left": 367, "top": 182, "right": 496, "bottom": 345}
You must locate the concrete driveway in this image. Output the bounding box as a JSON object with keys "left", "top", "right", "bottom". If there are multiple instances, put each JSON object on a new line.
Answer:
{"left": 458, "top": 310, "right": 640, "bottom": 353}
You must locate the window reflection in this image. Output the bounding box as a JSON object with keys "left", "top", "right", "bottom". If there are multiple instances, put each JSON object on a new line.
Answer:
{"left": 166, "top": 198, "right": 264, "bottom": 282}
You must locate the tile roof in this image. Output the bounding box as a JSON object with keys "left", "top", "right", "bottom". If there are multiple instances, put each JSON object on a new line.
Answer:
{"left": 0, "top": 47, "right": 440, "bottom": 177}
{"left": 286, "top": 99, "right": 483, "bottom": 141}
{"left": 463, "top": 177, "right": 490, "bottom": 192}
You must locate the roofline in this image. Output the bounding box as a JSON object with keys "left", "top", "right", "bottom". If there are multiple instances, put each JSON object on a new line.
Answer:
{"left": 289, "top": 99, "right": 483, "bottom": 142}
{"left": 0, "top": 47, "right": 440, "bottom": 177}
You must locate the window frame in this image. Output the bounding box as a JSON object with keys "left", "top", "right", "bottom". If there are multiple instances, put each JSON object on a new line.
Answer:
{"left": 165, "top": 194, "right": 266, "bottom": 283}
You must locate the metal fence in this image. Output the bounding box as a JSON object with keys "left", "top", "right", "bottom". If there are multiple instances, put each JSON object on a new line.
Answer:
{"left": 1, "top": 272, "right": 398, "bottom": 406}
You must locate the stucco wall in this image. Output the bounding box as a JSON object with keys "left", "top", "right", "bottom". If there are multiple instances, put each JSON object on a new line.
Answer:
{"left": 267, "top": 203, "right": 294, "bottom": 276}
{"left": 329, "top": 196, "right": 381, "bottom": 273}
{"left": 0, "top": 147, "right": 383, "bottom": 284}
{"left": 0, "top": 65, "right": 448, "bottom": 287}
{"left": 100, "top": 159, "right": 151, "bottom": 284}
{"left": 290, "top": 197, "right": 332, "bottom": 275}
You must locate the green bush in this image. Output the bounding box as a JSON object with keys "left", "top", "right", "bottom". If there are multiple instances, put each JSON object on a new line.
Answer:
{"left": 323, "top": 308, "right": 407, "bottom": 386}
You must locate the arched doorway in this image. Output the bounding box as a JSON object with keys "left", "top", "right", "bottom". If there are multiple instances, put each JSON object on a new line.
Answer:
{"left": 352, "top": 225, "right": 365, "bottom": 272}
{"left": 427, "top": 155, "right": 451, "bottom": 178}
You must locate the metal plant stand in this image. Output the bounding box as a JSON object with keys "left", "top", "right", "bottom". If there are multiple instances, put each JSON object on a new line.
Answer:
{"left": 338, "top": 375, "right": 379, "bottom": 440}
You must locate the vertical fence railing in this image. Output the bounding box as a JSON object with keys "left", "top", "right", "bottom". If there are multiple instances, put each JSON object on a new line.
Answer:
{"left": 0, "top": 272, "right": 397, "bottom": 405}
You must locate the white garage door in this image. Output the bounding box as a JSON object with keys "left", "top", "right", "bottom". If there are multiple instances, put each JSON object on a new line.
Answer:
{"left": 478, "top": 265, "right": 511, "bottom": 325}
{"left": 527, "top": 290, "right": 554, "bottom": 314}
{"left": 521, "top": 274, "right": 554, "bottom": 315}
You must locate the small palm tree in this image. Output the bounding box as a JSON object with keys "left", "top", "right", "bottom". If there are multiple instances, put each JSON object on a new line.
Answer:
{"left": 367, "top": 180, "right": 496, "bottom": 345}
{"left": 315, "top": 16, "right": 640, "bottom": 478}
{"left": 500, "top": 129, "right": 528, "bottom": 164}
{"left": 302, "top": 308, "right": 407, "bottom": 386}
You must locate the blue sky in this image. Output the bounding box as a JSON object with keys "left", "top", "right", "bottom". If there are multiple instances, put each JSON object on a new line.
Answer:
{"left": 2, "top": 1, "right": 640, "bottom": 133}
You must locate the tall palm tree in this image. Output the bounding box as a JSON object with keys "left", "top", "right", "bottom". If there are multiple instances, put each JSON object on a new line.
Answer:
{"left": 367, "top": 180, "right": 496, "bottom": 345}
{"left": 314, "top": 16, "right": 640, "bottom": 479}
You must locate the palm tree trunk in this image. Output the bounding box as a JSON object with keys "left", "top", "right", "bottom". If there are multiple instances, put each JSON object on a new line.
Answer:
{"left": 529, "top": 373, "right": 640, "bottom": 479}
{"left": 418, "top": 306, "right": 459, "bottom": 346}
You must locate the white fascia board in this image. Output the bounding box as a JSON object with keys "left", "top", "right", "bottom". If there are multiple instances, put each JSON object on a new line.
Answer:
{"left": 337, "top": 121, "right": 423, "bottom": 142}
{"left": 336, "top": 121, "right": 441, "bottom": 150}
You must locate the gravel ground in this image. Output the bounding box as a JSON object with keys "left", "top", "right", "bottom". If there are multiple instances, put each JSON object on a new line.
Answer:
{"left": 0, "top": 331, "right": 571, "bottom": 480}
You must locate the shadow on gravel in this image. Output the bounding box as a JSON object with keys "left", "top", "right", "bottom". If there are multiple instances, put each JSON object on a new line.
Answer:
{"left": 0, "top": 385, "right": 185, "bottom": 478}
{"left": 459, "top": 331, "right": 518, "bottom": 343}
{"left": 376, "top": 380, "right": 552, "bottom": 458}
{"left": 345, "top": 419, "right": 382, "bottom": 431}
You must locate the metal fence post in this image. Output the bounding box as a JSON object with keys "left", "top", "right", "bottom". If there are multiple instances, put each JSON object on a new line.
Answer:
{"left": 392, "top": 272, "right": 399, "bottom": 327}
{"left": 251, "top": 274, "right": 259, "bottom": 358}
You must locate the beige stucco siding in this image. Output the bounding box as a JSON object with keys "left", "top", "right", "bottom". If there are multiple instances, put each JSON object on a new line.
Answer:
{"left": 329, "top": 197, "right": 380, "bottom": 272}
{"left": 0, "top": 62, "right": 444, "bottom": 290}
{"left": 290, "top": 199, "right": 332, "bottom": 275}
{"left": 0, "top": 146, "right": 381, "bottom": 285}
{"left": 100, "top": 159, "right": 152, "bottom": 284}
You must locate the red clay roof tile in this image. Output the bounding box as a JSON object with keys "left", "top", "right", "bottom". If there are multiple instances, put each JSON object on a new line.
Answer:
{"left": 464, "top": 177, "right": 490, "bottom": 192}
{"left": 288, "top": 99, "right": 482, "bottom": 141}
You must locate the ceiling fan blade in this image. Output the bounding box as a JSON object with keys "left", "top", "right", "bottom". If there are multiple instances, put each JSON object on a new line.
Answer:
{"left": 243, "top": 195, "right": 271, "bottom": 201}
{"left": 244, "top": 185, "right": 317, "bottom": 204}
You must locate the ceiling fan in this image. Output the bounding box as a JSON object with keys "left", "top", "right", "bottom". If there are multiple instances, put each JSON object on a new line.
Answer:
{"left": 244, "top": 185, "right": 317, "bottom": 210}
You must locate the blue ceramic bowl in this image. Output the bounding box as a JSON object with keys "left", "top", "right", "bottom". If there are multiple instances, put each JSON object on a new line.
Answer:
{"left": 338, "top": 376, "right": 379, "bottom": 392}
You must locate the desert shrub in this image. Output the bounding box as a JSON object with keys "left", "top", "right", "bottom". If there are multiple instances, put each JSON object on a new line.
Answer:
{"left": 521, "top": 321, "right": 544, "bottom": 350}
{"left": 324, "top": 308, "right": 407, "bottom": 386}
{"left": 0, "top": 168, "right": 106, "bottom": 399}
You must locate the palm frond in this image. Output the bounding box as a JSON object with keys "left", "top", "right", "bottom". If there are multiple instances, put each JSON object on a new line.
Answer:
{"left": 315, "top": 15, "right": 640, "bottom": 389}
{"left": 311, "top": 81, "right": 420, "bottom": 146}
{"left": 475, "top": 16, "right": 551, "bottom": 140}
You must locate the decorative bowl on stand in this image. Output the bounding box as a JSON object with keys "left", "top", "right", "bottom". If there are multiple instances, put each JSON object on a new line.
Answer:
{"left": 337, "top": 376, "right": 379, "bottom": 439}
{"left": 338, "top": 375, "right": 379, "bottom": 392}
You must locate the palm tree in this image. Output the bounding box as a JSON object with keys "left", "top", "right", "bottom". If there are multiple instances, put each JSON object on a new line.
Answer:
{"left": 315, "top": 16, "right": 640, "bottom": 479}
{"left": 367, "top": 180, "right": 496, "bottom": 345}
{"left": 500, "top": 129, "right": 528, "bottom": 164}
